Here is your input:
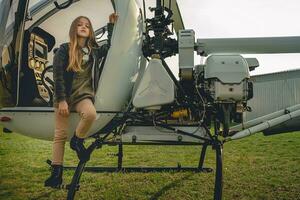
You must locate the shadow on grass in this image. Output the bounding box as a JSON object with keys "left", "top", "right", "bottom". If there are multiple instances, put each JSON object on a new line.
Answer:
{"left": 31, "top": 189, "right": 57, "bottom": 200}
{"left": 150, "top": 174, "right": 193, "bottom": 200}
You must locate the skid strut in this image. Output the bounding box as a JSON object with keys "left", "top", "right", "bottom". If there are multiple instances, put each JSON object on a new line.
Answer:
{"left": 213, "top": 118, "right": 224, "bottom": 200}
{"left": 213, "top": 141, "right": 223, "bottom": 200}
{"left": 66, "top": 136, "right": 104, "bottom": 200}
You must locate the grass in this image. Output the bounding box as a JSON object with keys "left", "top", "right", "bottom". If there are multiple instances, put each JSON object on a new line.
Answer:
{"left": 0, "top": 130, "right": 299, "bottom": 200}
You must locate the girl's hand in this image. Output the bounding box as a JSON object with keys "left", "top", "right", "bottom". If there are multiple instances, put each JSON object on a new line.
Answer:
{"left": 109, "top": 13, "right": 118, "bottom": 24}
{"left": 58, "top": 100, "right": 69, "bottom": 117}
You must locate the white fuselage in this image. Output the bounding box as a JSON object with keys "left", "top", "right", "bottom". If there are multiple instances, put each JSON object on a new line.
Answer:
{"left": 0, "top": 0, "right": 144, "bottom": 141}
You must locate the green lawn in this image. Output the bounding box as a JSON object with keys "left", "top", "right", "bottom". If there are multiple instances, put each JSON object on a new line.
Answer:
{"left": 0, "top": 131, "right": 299, "bottom": 200}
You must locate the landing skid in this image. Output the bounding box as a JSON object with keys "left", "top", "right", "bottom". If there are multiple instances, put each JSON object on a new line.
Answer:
{"left": 63, "top": 143, "right": 213, "bottom": 173}
{"left": 63, "top": 143, "right": 221, "bottom": 200}
{"left": 65, "top": 138, "right": 222, "bottom": 200}
{"left": 46, "top": 112, "right": 224, "bottom": 200}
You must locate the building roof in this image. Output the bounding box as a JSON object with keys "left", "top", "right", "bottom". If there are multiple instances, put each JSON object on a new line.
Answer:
{"left": 252, "top": 68, "right": 300, "bottom": 78}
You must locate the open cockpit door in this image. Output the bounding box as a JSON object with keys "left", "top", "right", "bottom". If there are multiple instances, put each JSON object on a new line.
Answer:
{"left": 1, "top": 0, "right": 115, "bottom": 108}
{"left": 0, "top": 0, "right": 143, "bottom": 140}
{"left": 0, "top": 0, "right": 29, "bottom": 108}
{"left": 0, "top": 0, "right": 140, "bottom": 110}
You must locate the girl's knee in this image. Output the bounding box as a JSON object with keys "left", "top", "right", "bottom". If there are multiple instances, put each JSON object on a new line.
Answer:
{"left": 81, "top": 109, "right": 97, "bottom": 121}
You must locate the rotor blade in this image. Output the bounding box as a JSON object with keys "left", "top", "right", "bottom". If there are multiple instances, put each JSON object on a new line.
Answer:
{"left": 162, "top": 0, "right": 185, "bottom": 34}
{"left": 197, "top": 36, "right": 300, "bottom": 55}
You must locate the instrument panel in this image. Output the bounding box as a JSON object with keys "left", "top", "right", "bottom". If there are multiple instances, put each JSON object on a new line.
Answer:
{"left": 28, "top": 34, "right": 51, "bottom": 103}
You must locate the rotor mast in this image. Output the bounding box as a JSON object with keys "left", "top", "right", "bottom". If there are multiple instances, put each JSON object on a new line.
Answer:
{"left": 154, "top": 0, "right": 165, "bottom": 55}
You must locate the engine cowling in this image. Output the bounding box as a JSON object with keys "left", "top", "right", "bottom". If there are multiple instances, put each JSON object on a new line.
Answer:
{"left": 204, "top": 54, "right": 252, "bottom": 103}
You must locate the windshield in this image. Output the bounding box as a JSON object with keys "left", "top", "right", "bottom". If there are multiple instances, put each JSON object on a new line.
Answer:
{"left": 29, "top": 0, "right": 42, "bottom": 9}
{"left": 28, "top": 0, "right": 54, "bottom": 15}
{"left": 0, "top": 0, "right": 19, "bottom": 50}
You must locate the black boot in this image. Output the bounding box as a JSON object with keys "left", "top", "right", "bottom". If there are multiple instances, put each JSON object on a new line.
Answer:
{"left": 70, "top": 135, "right": 89, "bottom": 161}
{"left": 44, "top": 165, "right": 63, "bottom": 188}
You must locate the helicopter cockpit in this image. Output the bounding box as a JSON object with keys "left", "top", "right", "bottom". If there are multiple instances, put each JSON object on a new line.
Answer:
{"left": 0, "top": 0, "right": 115, "bottom": 108}
{"left": 18, "top": 26, "right": 56, "bottom": 106}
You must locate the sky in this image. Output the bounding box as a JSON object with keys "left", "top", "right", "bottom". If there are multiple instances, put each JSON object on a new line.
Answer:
{"left": 175, "top": 0, "right": 300, "bottom": 75}
{"left": 2, "top": 0, "right": 300, "bottom": 76}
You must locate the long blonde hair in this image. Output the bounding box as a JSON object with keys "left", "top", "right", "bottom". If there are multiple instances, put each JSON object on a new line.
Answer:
{"left": 67, "top": 16, "right": 97, "bottom": 72}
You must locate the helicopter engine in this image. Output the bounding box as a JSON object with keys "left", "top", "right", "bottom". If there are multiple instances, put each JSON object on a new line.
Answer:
{"left": 133, "top": 1, "right": 255, "bottom": 137}
{"left": 178, "top": 32, "right": 254, "bottom": 135}
{"left": 194, "top": 54, "right": 254, "bottom": 135}
{"left": 203, "top": 55, "right": 252, "bottom": 103}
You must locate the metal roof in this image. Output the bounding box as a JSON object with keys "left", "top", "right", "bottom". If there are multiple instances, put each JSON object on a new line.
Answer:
{"left": 251, "top": 68, "right": 300, "bottom": 78}
{"left": 246, "top": 68, "right": 300, "bottom": 121}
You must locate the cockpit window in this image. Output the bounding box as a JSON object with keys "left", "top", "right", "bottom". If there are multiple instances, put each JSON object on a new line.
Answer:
{"left": 0, "top": 0, "right": 19, "bottom": 48}
{"left": 28, "top": 0, "right": 53, "bottom": 15}
{"left": 28, "top": 0, "right": 42, "bottom": 9}
{"left": 0, "top": 0, "right": 25, "bottom": 107}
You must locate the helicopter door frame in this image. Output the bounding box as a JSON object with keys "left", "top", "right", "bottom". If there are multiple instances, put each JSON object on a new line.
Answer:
{"left": 14, "top": 0, "right": 34, "bottom": 106}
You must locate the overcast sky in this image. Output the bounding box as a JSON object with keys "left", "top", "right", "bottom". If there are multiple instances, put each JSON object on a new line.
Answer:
{"left": 176, "top": 0, "right": 300, "bottom": 75}
{"left": 3, "top": 0, "right": 300, "bottom": 75}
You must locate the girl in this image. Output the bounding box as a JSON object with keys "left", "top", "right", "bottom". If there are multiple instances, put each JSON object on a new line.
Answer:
{"left": 45, "top": 13, "right": 117, "bottom": 188}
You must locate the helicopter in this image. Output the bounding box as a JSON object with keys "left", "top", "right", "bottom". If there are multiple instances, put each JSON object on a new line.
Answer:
{"left": 0, "top": 0, "right": 300, "bottom": 200}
